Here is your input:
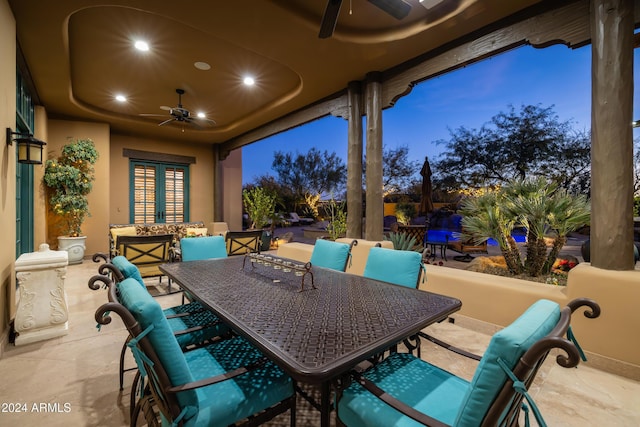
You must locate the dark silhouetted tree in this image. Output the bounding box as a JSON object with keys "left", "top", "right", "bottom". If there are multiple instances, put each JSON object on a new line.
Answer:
{"left": 434, "top": 104, "right": 590, "bottom": 195}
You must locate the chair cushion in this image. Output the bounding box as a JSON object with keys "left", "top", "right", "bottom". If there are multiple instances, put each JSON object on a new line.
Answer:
{"left": 338, "top": 352, "right": 469, "bottom": 427}
{"left": 183, "top": 336, "right": 293, "bottom": 427}
{"left": 186, "top": 227, "right": 208, "bottom": 237}
{"left": 181, "top": 236, "right": 228, "bottom": 261}
{"left": 110, "top": 226, "right": 137, "bottom": 244}
{"left": 111, "top": 255, "right": 145, "bottom": 287}
{"left": 454, "top": 299, "right": 561, "bottom": 426}
{"left": 363, "top": 247, "right": 423, "bottom": 288}
{"left": 310, "top": 239, "right": 351, "bottom": 271}
{"left": 117, "top": 278, "right": 198, "bottom": 419}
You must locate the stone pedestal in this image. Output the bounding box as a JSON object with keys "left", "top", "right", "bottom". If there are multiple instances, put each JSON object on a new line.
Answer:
{"left": 14, "top": 243, "right": 69, "bottom": 346}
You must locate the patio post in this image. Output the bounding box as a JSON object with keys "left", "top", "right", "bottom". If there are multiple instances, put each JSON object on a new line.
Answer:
{"left": 347, "top": 81, "right": 363, "bottom": 239}
{"left": 365, "top": 72, "right": 384, "bottom": 241}
{"left": 213, "top": 145, "right": 224, "bottom": 222}
{"left": 590, "top": 0, "right": 635, "bottom": 270}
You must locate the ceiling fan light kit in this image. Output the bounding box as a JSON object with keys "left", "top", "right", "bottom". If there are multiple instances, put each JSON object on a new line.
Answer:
{"left": 139, "top": 88, "right": 216, "bottom": 129}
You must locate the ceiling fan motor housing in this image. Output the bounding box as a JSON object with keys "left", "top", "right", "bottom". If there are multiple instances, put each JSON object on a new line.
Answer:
{"left": 170, "top": 107, "right": 190, "bottom": 120}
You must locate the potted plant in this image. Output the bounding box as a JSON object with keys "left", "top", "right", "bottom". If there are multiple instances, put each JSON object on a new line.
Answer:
{"left": 43, "top": 138, "right": 99, "bottom": 264}
{"left": 242, "top": 186, "right": 277, "bottom": 251}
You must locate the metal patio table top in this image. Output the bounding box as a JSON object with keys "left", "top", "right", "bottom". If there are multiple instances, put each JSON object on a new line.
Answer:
{"left": 160, "top": 256, "right": 461, "bottom": 425}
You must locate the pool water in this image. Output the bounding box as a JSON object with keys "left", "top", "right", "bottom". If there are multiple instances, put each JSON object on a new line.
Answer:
{"left": 426, "top": 229, "right": 527, "bottom": 246}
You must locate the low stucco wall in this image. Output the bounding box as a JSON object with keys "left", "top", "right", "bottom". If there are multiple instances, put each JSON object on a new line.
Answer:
{"left": 421, "top": 263, "right": 640, "bottom": 379}
{"left": 275, "top": 241, "right": 640, "bottom": 379}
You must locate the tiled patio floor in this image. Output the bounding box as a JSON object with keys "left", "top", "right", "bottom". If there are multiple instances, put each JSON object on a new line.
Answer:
{"left": 0, "top": 251, "right": 637, "bottom": 426}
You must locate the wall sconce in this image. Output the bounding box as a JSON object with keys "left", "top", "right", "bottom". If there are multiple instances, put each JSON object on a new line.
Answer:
{"left": 6, "top": 128, "right": 47, "bottom": 165}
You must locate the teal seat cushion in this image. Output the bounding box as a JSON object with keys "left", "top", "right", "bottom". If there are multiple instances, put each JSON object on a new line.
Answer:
{"left": 112, "top": 255, "right": 144, "bottom": 287}
{"left": 338, "top": 352, "right": 469, "bottom": 427}
{"left": 363, "top": 247, "right": 423, "bottom": 288}
{"left": 182, "top": 336, "right": 293, "bottom": 427}
{"left": 167, "top": 307, "right": 229, "bottom": 349}
{"left": 180, "top": 236, "right": 228, "bottom": 261}
{"left": 117, "top": 278, "right": 199, "bottom": 420}
{"left": 113, "top": 256, "right": 228, "bottom": 349}
{"left": 310, "top": 239, "right": 351, "bottom": 271}
{"left": 454, "top": 299, "right": 561, "bottom": 426}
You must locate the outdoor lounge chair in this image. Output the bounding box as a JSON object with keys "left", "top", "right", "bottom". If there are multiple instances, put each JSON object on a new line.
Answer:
{"left": 94, "top": 277, "right": 296, "bottom": 427}
{"left": 290, "top": 212, "right": 314, "bottom": 225}
{"left": 448, "top": 235, "right": 488, "bottom": 262}
{"left": 336, "top": 298, "right": 600, "bottom": 427}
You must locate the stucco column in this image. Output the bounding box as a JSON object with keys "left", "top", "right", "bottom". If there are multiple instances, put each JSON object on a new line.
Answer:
{"left": 213, "top": 145, "right": 224, "bottom": 222}
{"left": 365, "top": 72, "right": 384, "bottom": 241}
{"left": 347, "top": 81, "right": 363, "bottom": 239}
{"left": 590, "top": 0, "right": 634, "bottom": 269}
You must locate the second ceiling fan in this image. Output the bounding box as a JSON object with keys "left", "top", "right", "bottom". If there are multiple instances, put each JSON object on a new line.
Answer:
{"left": 319, "top": 0, "right": 412, "bottom": 39}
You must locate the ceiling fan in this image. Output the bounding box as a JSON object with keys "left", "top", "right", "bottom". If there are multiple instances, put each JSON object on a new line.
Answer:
{"left": 140, "top": 88, "right": 216, "bottom": 128}
{"left": 319, "top": 0, "right": 412, "bottom": 39}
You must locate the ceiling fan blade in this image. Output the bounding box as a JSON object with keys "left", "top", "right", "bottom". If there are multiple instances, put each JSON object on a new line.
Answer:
{"left": 192, "top": 117, "right": 217, "bottom": 126}
{"left": 367, "top": 0, "right": 411, "bottom": 20}
{"left": 319, "top": 0, "right": 342, "bottom": 39}
{"left": 158, "top": 118, "right": 176, "bottom": 127}
{"left": 160, "top": 106, "right": 172, "bottom": 111}
{"left": 139, "top": 113, "right": 168, "bottom": 118}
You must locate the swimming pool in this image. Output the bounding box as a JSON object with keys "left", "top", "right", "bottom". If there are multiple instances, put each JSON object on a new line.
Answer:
{"left": 426, "top": 229, "right": 526, "bottom": 246}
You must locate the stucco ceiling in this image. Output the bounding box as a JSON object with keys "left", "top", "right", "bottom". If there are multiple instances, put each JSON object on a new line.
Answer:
{"left": 9, "top": 0, "right": 546, "bottom": 145}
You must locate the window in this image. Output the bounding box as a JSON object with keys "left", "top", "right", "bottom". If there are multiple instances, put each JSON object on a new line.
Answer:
{"left": 130, "top": 161, "right": 189, "bottom": 223}
{"left": 16, "top": 67, "right": 35, "bottom": 256}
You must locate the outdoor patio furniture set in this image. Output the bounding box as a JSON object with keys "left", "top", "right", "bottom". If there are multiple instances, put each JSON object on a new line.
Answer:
{"left": 89, "top": 234, "right": 599, "bottom": 426}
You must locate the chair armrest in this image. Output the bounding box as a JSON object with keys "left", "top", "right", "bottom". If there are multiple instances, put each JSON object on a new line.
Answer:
{"left": 166, "top": 357, "right": 268, "bottom": 393}
{"left": 418, "top": 331, "right": 482, "bottom": 361}
{"left": 351, "top": 371, "right": 450, "bottom": 427}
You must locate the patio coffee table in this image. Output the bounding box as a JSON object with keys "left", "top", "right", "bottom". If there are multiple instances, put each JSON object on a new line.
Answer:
{"left": 160, "top": 256, "right": 461, "bottom": 426}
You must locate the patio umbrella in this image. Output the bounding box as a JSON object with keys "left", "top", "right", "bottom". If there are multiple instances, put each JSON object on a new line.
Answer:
{"left": 419, "top": 156, "right": 435, "bottom": 215}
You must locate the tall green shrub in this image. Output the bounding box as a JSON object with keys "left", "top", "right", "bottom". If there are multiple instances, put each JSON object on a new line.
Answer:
{"left": 43, "top": 138, "right": 99, "bottom": 237}
{"left": 242, "top": 187, "right": 277, "bottom": 229}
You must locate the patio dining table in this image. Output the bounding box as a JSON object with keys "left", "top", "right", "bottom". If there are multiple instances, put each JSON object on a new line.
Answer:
{"left": 160, "top": 256, "right": 461, "bottom": 426}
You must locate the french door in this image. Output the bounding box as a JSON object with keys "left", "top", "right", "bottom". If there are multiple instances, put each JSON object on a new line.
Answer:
{"left": 130, "top": 161, "right": 189, "bottom": 224}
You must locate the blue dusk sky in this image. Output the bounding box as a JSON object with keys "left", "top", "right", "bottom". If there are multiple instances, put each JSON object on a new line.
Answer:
{"left": 242, "top": 43, "right": 640, "bottom": 185}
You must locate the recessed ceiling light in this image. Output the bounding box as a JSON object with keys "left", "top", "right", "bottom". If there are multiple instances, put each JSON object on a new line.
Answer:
{"left": 134, "top": 40, "right": 149, "bottom": 51}
{"left": 243, "top": 76, "right": 255, "bottom": 86}
{"left": 194, "top": 61, "right": 211, "bottom": 71}
{"left": 197, "top": 112, "right": 206, "bottom": 118}
{"left": 115, "top": 94, "right": 127, "bottom": 102}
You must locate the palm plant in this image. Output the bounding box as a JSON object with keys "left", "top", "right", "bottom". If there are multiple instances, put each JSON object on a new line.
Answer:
{"left": 460, "top": 192, "right": 522, "bottom": 274}
{"left": 542, "top": 190, "right": 590, "bottom": 273}
{"left": 460, "top": 178, "right": 590, "bottom": 277}
{"left": 503, "top": 178, "right": 556, "bottom": 276}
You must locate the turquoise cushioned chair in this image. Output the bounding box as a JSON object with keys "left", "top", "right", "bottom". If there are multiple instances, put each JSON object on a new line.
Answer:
{"left": 111, "top": 256, "right": 229, "bottom": 390}
{"left": 310, "top": 239, "right": 353, "bottom": 271}
{"left": 115, "top": 278, "right": 295, "bottom": 427}
{"left": 180, "top": 235, "right": 228, "bottom": 261}
{"left": 363, "top": 247, "right": 423, "bottom": 288}
{"left": 338, "top": 299, "right": 571, "bottom": 427}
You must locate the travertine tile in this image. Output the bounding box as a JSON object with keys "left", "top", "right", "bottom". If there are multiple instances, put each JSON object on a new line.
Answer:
{"left": 1, "top": 259, "right": 638, "bottom": 426}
